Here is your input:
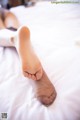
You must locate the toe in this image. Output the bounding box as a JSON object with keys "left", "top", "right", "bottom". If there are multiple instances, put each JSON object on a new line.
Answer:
{"left": 36, "top": 68, "right": 43, "bottom": 80}
{"left": 40, "top": 96, "right": 50, "bottom": 105}
{"left": 32, "top": 74, "right": 36, "bottom": 80}
{"left": 38, "top": 94, "right": 55, "bottom": 106}
{"left": 23, "top": 71, "right": 29, "bottom": 77}
{"left": 23, "top": 71, "right": 37, "bottom": 80}
{"left": 39, "top": 96, "right": 53, "bottom": 105}
{"left": 37, "top": 90, "right": 57, "bottom": 106}
{"left": 28, "top": 74, "right": 32, "bottom": 79}
{"left": 23, "top": 71, "right": 32, "bottom": 79}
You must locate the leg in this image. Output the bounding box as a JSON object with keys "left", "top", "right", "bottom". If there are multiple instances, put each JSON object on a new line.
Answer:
{"left": 0, "top": 9, "right": 19, "bottom": 46}
{"left": 0, "top": 18, "right": 5, "bottom": 29}
{"left": 0, "top": 25, "right": 56, "bottom": 105}
{"left": 13, "top": 26, "right": 57, "bottom": 106}
{"left": 3, "top": 9, "right": 20, "bottom": 29}
{"left": 0, "top": 10, "right": 57, "bottom": 105}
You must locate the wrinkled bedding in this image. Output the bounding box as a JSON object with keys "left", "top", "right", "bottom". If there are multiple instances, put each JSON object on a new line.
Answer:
{"left": 0, "top": 2, "right": 80, "bottom": 120}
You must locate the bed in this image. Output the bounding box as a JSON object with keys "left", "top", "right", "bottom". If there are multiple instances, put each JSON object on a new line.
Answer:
{"left": 0, "top": 1, "right": 80, "bottom": 120}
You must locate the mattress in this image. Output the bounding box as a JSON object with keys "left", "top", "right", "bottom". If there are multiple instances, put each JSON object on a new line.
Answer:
{"left": 0, "top": 1, "right": 80, "bottom": 120}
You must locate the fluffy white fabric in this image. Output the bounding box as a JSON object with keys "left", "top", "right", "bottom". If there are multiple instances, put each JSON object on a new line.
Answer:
{"left": 0, "top": 2, "right": 80, "bottom": 120}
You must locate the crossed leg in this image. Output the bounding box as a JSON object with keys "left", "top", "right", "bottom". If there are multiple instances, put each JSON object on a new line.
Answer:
{"left": 0, "top": 9, "right": 57, "bottom": 106}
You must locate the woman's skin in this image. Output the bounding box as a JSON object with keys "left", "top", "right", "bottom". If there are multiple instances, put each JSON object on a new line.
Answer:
{"left": 0, "top": 8, "right": 57, "bottom": 106}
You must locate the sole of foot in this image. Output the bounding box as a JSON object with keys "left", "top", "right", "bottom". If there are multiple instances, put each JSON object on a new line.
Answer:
{"left": 16, "top": 26, "right": 43, "bottom": 80}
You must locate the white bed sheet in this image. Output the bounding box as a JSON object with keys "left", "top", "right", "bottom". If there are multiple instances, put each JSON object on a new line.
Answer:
{"left": 0, "top": 2, "right": 80, "bottom": 120}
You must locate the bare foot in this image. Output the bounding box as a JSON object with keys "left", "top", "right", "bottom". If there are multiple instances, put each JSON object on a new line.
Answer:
{"left": 15, "top": 26, "right": 43, "bottom": 80}
{"left": 13, "top": 26, "right": 57, "bottom": 105}
{"left": 35, "top": 70, "right": 57, "bottom": 106}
